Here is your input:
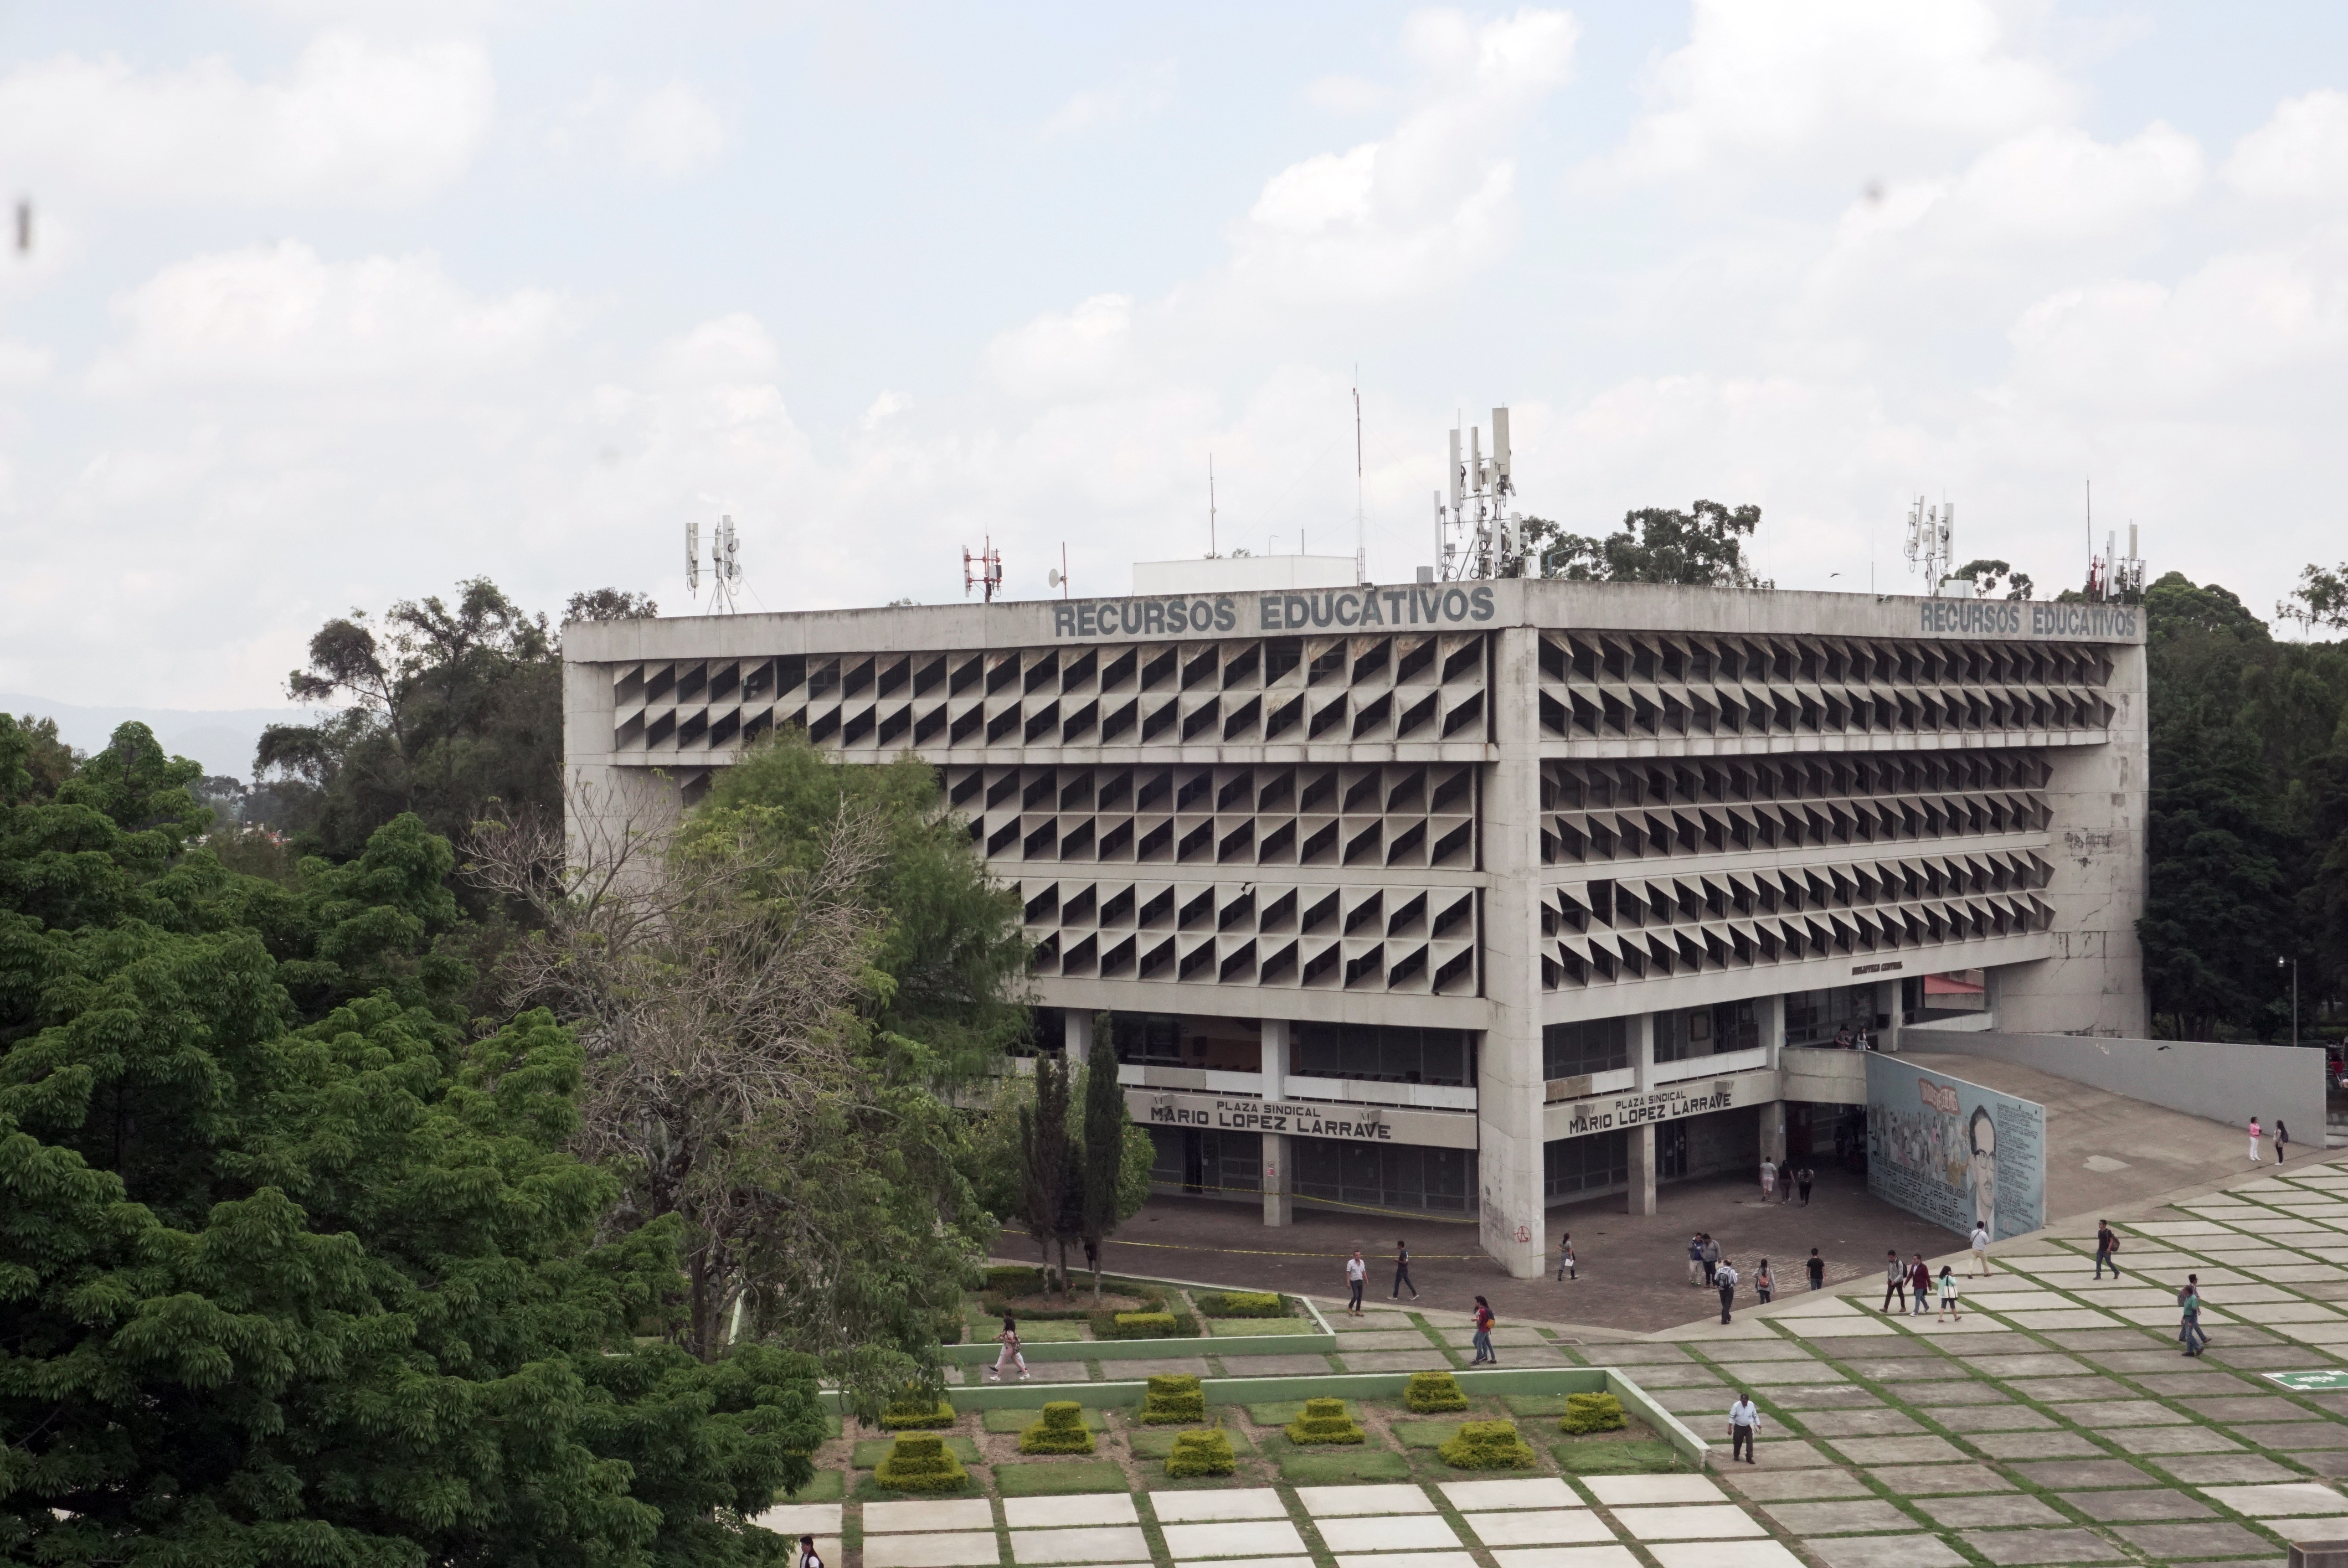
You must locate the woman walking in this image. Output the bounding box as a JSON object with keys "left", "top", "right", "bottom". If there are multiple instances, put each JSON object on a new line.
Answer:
{"left": 987, "top": 1314, "right": 1031, "bottom": 1382}
{"left": 1937, "top": 1265, "right": 1962, "bottom": 1322}
{"left": 1755, "top": 1258, "right": 1774, "bottom": 1304}
{"left": 1908, "top": 1255, "right": 1933, "bottom": 1316}
{"left": 1470, "top": 1296, "right": 1497, "bottom": 1364}
{"left": 1760, "top": 1158, "right": 1777, "bottom": 1200}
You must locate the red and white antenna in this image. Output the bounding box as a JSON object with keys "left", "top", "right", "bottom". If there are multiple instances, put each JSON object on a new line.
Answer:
{"left": 962, "top": 536, "right": 1002, "bottom": 602}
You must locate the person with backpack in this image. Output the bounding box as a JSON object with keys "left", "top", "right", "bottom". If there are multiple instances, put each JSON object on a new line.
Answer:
{"left": 1470, "top": 1296, "right": 1497, "bottom": 1364}
{"left": 1882, "top": 1250, "right": 1906, "bottom": 1313}
{"left": 2094, "top": 1220, "right": 2122, "bottom": 1280}
{"left": 2179, "top": 1275, "right": 2208, "bottom": 1356}
{"left": 986, "top": 1314, "right": 1031, "bottom": 1381}
{"left": 1701, "top": 1234, "right": 1722, "bottom": 1286}
{"left": 1798, "top": 1167, "right": 1814, "bottom": 1205}
{"left": 1806, "top": 1247, "right": 1826, "bottom": 1291}
{"left": 1714, "top": 1257, "right": 1739, "bottom": 1323}
{"left": 1755, "top": 1258, "right": 1775, "bottom": 1304}
{"left": 1970, "top": 1220, "right": 1991, "bottom": 1277}
{"left": 1687, "top": 1234, "right": 1705, "bottom": 1286}
{"left": 1392, "top": 1239, "right": 1418, "bottom": 1299}
{"left": 1937, "top": 1265, "right": 1962, "bottom": 1321}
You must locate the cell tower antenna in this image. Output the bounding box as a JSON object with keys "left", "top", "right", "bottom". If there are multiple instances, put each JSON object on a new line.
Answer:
{"left": 709, "top": 514, "right": 741, "bottom": 614}
{"left": 1209, "top": 455, "right": 1217, "bottom": 558}
{"left": 1353, "top": 372, "right": 1366, "bottom": 585}
{"left": 1901, "top": 493, "right": 1955, "bottom": 589}
{"left": 685, "top": 519, "right": 701, "bottom": 599}
{"left": 961, "top": 535, "right": 1002, "bottom": 602}
{"left": 1431, "top": 403, "right": 1522, "bottom": 581}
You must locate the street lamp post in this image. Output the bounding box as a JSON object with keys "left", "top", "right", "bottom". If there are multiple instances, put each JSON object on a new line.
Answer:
{"left": 2279, "top": 955, "right": 2300, "bottom": 1048}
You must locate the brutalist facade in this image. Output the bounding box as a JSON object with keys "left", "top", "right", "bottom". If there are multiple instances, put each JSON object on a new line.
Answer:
{"left": 563, "top": 576, "right": 2146, "bottom": 1276}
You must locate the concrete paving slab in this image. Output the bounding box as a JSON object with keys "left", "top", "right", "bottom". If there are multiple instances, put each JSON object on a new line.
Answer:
{"left": 1723, "top": 1469, "right": 1872, "bottom": 1500}
{"left": 2110, "top": 1521, "right": 2277, "bottom": 1559}
{"left": 1459, "top": 1512, "right": 1615, "bottom": 1547}
{"left": 1759, "top": 1500, "right": 1910, "bottom": 1534}
{"left": 1005, "top": 1497, "right": 1139, "bottom": 1529}
{"left": 1646, "top": 1386, "right": 1731, "bottom": 1414}
{"left": 1801, "top": 1334, "right": 1914, "bottom": 1357}
{"left": 1925, "top": 1405, "right": 2057, "bottom": 1431}
{"left": 1825, "top": 1435, "right": 1968, "bottom": 1466}
{"left": 866, "top": 1535, "right": 1006, "bottom": 1568}
{"left": 1615, "top": 1362, "right": 1726, "bottom": 1386}
{"left": 1606, "top": 1504, "right": 1763, "bottom": 1540}
{"left": 1773, "top": 1384, "right": 1888, "bottom": 1409}
{"left": 1903, "top": 1380, "right": 2016, "bottom": 1405}
{"left": 2237, "top": 1421, "right": 2348, "bottom": 1447}
{"left": 2043, "top": 1329, "right": 2169, "bottom": 1352}
{"left": 2200, "top": 1481, "right": 2348, "bottom": 1515}
{"left": 1794, "top": 1409, "right": 1925, "bottom": 1437}
{"left": 2130, "top": 1369, "right": 2254, "bottom": 1394}
{"left": 2009, "top": 1460, "right": 2157, "bottom": 1489}
{"left": 1599, "top": 1343, "right": 1693, "bottom": 1363}
{"left": 1330, "top": 1332, "right": 1439, "bottom": 1351}
{"left": 1579, "top": 1474, "right": 1726, "bottom": 1505}
{"left": 1294, "top": 1485, "right": 1435, "bottom": 1516}
{"left": 2121, "top": 1425, "right": 2248, "bottom": 1453}
{"left": 1801, "top": 1539, "right": 1969, "bottom": 1568}
{"left": 1436, "top": 1479, "right": 1580, "bottom": 1511}
{"left": 1711, "top": 1360, "right": 1846, "bottom": 1385}
{"left": 1158, "top": 1523, "right": 1309, "bottom": 1560}
{"left": 1749, "top": 1438, "right": 1836, "bottom": 1466}
{"left": 1642, "top": 1545, "right": 1805, "bottom": 1568}
{"left": 1486, "top": 1550, "right": 1640, "bottom": 1568}
{"left": 1841, "top": 1357, "right": 1971, "bottom": 1381}
{"left": 2297, "top": 1450, "right": 2348, "bottom": 1476}
{"left": 1703, "top": 1337, "right": 1826, "bottom": 1360}
{"left": 1918, "top": 1495, "right": 2066, "bottom": 1528}
{"left": 1970, "top": 1431, "right": 2105, "bottom": 1459}
{"left": 2155, "top": 1454, "right": 2307, "bottom": 1484}
{"left": 1329, "top": 1349, "right": 1454, "bottom": 1372}
{"left": 1105, "top": 1357, "right": 1216, "bottom": 1380}
{"left": 2047, "top": 1399, "right": 2191, "bottom": 1426}
{"left": 1868, "top": 1463, "right": 2017, "bottom": 1494}
{"left": 866, "top": 1500, "right": 998, "bottom": 1533}
{"left": 1149, "top": 1490, "right": 1289, "bottom": 1521}
{"left": 1227, "top": 1354, "right": 1343, "bottom": 1376}
{"left": 753, "top": 1503, "right": 842, "bottom": 1536}
{"left": 1436, "top": 1327, "right": 1551, "bottom": 1347}
{"left": 1997, "top": 1309, "right": 2126, "bottom": 1331}
{"left": 2007, "top": 1377, "right": 2133, "bottom": 1402}
{"left": 1314, "top": 1515, "right": 1460, "bottom": 1553}
{"left": 1956, "top": 1528, "right": 2126, "bottom": 1564}
{"left": 2054, "top": 1488, "right": 2212, "bottom": 1520}
{"left": 1173, "top": 1559, "right": 1313, "bottom": 1568}
{"left": 1331, "top": 1556, "right": 1475, "bottom": 1568}
{"left": 1784, "top": 1317, "right": 1899, "bottom": 1339}
{"left": 1008, "top": 1528, "right": 1152, "bottom": 1565}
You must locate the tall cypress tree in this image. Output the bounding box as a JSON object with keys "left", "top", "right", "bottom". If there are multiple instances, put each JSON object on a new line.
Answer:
{"left": 1080, "top": 1045, "right": 1127, "bottom": 1301}
{"left": 1019, "top": 1052, "right": 1073, "bottom": 1295}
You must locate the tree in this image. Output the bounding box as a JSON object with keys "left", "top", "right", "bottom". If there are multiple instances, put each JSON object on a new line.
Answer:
{"left": 1522, "top": 501, "right": 1770, "bottom": 587}
{"left": 1952, "top": 558, "right": 2036, "bottom": 601}
{"left": 0, "top": 711, "right": 76, "bottom": 801}
{"left": 1078, "top": 1054, "right": 1150, "bottom": 1299}
{"left": 1019, "top": 1051, "right": 1077, "bottom": 1294}
{"left": 567, "top": 587, "right": 661, "bottom": 624}
{"left": 1, "top": 723, "right": 827, "bottom": 1566}
{"left": 2280, "top": 562, "right": 2348, "bottom": 633}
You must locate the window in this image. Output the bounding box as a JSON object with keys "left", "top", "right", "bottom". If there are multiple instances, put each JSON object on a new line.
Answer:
{"left": 1293, "top": 1140, "right": 1475, "bottom": 1214}
{"left": 1294, "top": 1023, "right": 1476, "bottom": 1086}
{"left": 1784, "top": 985, "right": 1878, "bottom": 1044}
{"left": 1542, "top": 1017, "right": 1628, "bottom": 1079}
{"left": 1111, "top": 1012, "right": 1183, "bottom": 1066}
{"left": 1544, "top": 1129, "right": 1628, "bottom": 1199}
{"left": 1654, "top": 1000, "right": 1760, "bottom": 1062}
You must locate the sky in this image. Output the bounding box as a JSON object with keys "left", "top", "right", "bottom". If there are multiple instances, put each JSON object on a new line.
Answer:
{"left": 3, "top": 0, "right": 2347, "bottom": 714}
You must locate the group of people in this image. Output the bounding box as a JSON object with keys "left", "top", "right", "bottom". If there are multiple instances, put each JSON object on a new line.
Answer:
{"left": 1757, "top": 1158, "right": 1813, "bottom": 1204}
{"left": 1830, "top": 1023, "right": 1877, "bottom": 1050}
{"left": 2247, "top": 1115, "right": 2292, "bottom": 1163}
{"left": 1340, "top": 1241, "right": 1421, "bottom": 1314}
{"left": 2088, "top": 1218, "right": 2210, "bottom": 1355}
{"left": 1881, "top": 1249, "right": 1967, "bottom": 1319}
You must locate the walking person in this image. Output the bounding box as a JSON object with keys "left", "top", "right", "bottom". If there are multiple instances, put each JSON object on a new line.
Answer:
{"left": 2094, "top": 1220, "right": 2122, "bottom": 1280}
{"left": 1728, "top": 1391, "right": 1761, "bottom": 1464}
{"left": 1807, "top": 1247, "right": 1826, "bottom": 1292}
{"left": 1556, "top": 1232, "right": 1576, "bottom": 1282}
{"left": 1345, "top": 1250, "right": 1367, "bottom": 1316}
{"left": 2278, "top": 1119, "right": 2292, "bottom": 1163}
{"left": 986, "top": 1314, "right": 1031, "bottom": 1382}
{"left": 1701, "top": 1234, "right": 1722, "bottom": 1287}
{"left": 1780, "top": 1162, "right": 1794, "bottom": 1202}
{"left": 1908, "top": 1254, "right": 1932, "bottom": 1317}
{"left": 799, "top": 1536, "right": 826, "bottom": 1568}
{"left": 1716, "top": 1257, "right": 1739, "bottom": 1324}
{"left": 1760, "top": 1157, "right": 1777, "bottom": 1200}
{"left": 1470, "top": 1296, "right": 1497, "bottom": 1364}
{"left": 1970, "top": 1220, "right": 1991, "bottom": 1277}
{"left": 2248, "top": 1116, "right": 2264, "bottom": 1163}
{"left": 1883, "top": 1250, "right": 1907, "bottom": 1314}
{"left": 1937, "top": 1265, "right": 1962, "bottom": 1322}
{"left": 1392, "top": 1239, "right": 1418, "bottom": 1300}
{"left": 1798, "top": 1167, "right": 1814, "bottom": 1206}
{"left": 2179, "top": 1274, "right": 2208, "bottom": 1356}
{"left": 1687, "top": 1235, "right": 1706, "bottom": 1287}
{"left": 1755, "top": 1258, "right": 1775, "bottom": 1304}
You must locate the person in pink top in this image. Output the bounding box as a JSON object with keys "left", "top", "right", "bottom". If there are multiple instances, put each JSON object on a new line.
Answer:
{"left": 2248, "top": 1116, "right": 2264, "bottom": 1163}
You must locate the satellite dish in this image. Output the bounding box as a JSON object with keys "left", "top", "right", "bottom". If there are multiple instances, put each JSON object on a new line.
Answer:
{"left": 1047, "top": 568, "right": 1063, "bottom": 588}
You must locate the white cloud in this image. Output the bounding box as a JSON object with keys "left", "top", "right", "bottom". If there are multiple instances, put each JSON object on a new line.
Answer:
{"left": 1041, "top": 60, "right": 1178, "bottom": 138}
{"left": 2227, "top": 90, "right": 2348, "bottom": 204}
{"left": 0, "top": 32, "right": 492, "bottom": 206}
{"left": 89, "top": 242, "right": 568, "bottom": 392}
{"left": 986, "top": 295, "right": 1136, "bottom": 401}
{"left": 1605, "top": 0, "right": 2074, "bottom": 182}
{"left": 1228, "top": 7, "right": 1577, "bottom": 304}
{"left": 623, "top": 82, "right": 728, "bottom": 177}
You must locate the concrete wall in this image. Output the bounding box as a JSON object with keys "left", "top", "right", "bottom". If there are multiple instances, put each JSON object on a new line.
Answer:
{"left": 1780, "top": 1047, "right": 1870, "bottom": 1106}
{"left": 1907, "top": 1030, "right": 2323, "bottom": 1145}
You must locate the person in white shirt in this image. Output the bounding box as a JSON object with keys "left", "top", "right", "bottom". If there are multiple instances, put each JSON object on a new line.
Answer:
{"left": 798, "top": 1536, "right": 826, "bottom": 1568}
{"left": 1970, "top": 1221, "right": 1991, "bottom": 1277}
{"left": 1728, "top": 1394, "right": 1760, "bottom": 1463}
{"left": 1344, "top": 1251, "right": 1367, "bottom": 1317}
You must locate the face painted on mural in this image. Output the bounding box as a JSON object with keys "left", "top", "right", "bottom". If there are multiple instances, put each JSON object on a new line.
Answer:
{"left": 1968, "top": 1106, "right": 1998, "bottom": 1235}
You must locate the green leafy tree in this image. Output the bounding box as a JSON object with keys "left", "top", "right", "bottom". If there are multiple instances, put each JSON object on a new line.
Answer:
{"left": 1952, "top": 558, "right": 2036, "bottom": 601}
{"left": 0, "top": 711, "right": 76, "bottom": 801}
{"left": 1522, "top": 501, "right": 1770, "bottom": 587}
{"left": 1020, "top": 1051, "right": 1076, "bottom": 1294}
{"left": 0, "top": 723, "right": 826, "bottom": 1566}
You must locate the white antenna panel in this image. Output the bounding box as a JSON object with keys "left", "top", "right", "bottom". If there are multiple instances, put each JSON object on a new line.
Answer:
{"left": 1490, "top": 407, "right": 1511, "bottom": 481}
{"left": 686, "top": 519, "right": 701, "bottom": 594}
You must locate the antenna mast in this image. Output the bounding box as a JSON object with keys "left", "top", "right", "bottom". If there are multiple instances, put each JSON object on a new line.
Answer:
{"left": 1433, "top": 406, "right": 1521, "bottom": 580}
{"left": 685, "top": 519, "right": 701, "bottom": 600}
{"left": 962, "top": 535, "right": 1002, "bottom": 603}
{"left": 1209, "top": 455, "right": 1217, "bottom": 558}
{"left": 1353, "top": 375, "right": 1366, "bottom": 585}
{"left": 709, "top": 514, "right": 740, "bottom": 613}
{"left": 1902, "top": 496, "right": 1955, "bottom": 591}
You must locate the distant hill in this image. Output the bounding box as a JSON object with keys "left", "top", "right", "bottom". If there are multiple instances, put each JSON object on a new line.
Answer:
{"left": 0, "top": 693, "right": 321, "bottom": 780}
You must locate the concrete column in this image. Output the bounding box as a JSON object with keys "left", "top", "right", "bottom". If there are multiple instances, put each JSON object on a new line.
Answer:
{"left": 1632, "top": 1012, "right": 1656, "bottom": 1090}
{"left": 1261, "top": 1132, "right": 1293, "bottom": 1226}
{"left": 1477, "top": 625, "right": 1549, "bottom": 1280}
{"left": 1759, "top": 1101, "right": 1788, "bottom": 1166}
{"left": 1874, "top": 980, "right": 1903, "bottom": 1054}
{"left": 1260, "top": 1017, "right": 1290, "bottom": 1099}
{"left": 1762, "top": 993, "right": 1787, "bottom": 1072}
{"left": 1629, "top": 1122, "right": 1657, "bottom": 1215}
{"left": 1064, "top": 1008, "right": 1094, "bottom": 1065}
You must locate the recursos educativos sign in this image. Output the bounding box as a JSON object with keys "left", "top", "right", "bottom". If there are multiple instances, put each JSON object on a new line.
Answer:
{"left": 1052, "top": 586, "right": 1499, "bottom": 641}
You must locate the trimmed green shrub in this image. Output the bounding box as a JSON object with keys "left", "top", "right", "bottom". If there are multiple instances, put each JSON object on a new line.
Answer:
{"left": 1019, "top": 1401, "right": 1096, "bottom": 1455}
{"left": 1284, "top": 1396, "right": 1366, "bottom": 1446}
{"left": 1196, "top": 1290, "right": 1288, "bottom": 1318}
{"left": 872, "top": 1433, "right": 970, "bottom": 1492}
{"left": 1167, "top": 1428, "right": 1237, "bottom": 1477}
{"left": 1405, "top": 1370, "right": 1470, "bottom": 1412}
{"left": 986, "top": 1265, "right": 1045, "bottom": 1294}
{"left": 1113, "top": 1311, "right": 1176, "bottom": 1337}
{"left": 879, "top": 1396, "right": 956, "bottom": 1430}
{"left": 1139, "top": 1373, "right": 1207, "bottom": 1425}
{"left": 1560, "top": 1392, "right": 1627, "bottom": 1435}
{"left": 1439, "top": 1419, "right": 1538, "bottom": 1470}
{"left": 1090, "top": 1307, "right": 1198, "bottom": 1339}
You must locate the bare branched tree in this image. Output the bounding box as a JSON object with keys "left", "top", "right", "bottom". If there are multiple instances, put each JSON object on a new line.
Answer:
{"left": 464, "top": 777, "right": 884, "bottom": 1363}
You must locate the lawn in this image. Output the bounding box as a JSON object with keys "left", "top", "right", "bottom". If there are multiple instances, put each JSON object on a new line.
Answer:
{"left": 1204, "top": 1317, "right": 1312, "bottom": 1337}
{"left": 1275, "top": 1448, "right": 1412, "bottom": 1484}
{"left": 774, "top": 1467, "right": 845, "bottom": 1503}
{"left": 1553, "top": 1438, "right": 1685, "bottom": 1474}
{"left": 1125, "top": 1426, "right": 1257, "bottom": 1459}
{"left": 994, "top": 1460, "right": 1131, "bottom": 1496}
{"left": 982, "top": 1407, "right": 1106, "bottom": 1433}
{"left": 1501, "top": 1394, "right": 1577, "bottom": 1417}
{"left": 1391, "top": 1420, "right": 1469, "bottom": 1450}
{"left": 851, "top": 1436, "right": 982, "bottom": 1469}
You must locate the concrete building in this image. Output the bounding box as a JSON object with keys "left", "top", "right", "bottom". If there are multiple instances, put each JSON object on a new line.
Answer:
{"left": 562, "top": 574, "right": 2147, "bottom": 1277}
